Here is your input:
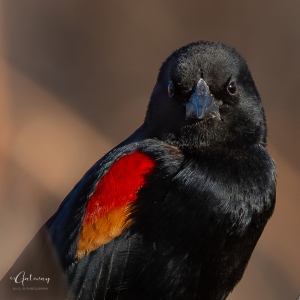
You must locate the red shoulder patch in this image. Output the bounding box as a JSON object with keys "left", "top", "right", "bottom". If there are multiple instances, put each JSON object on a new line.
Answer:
{"left": 76, "top": 151, "right": 155, "bottom": 259}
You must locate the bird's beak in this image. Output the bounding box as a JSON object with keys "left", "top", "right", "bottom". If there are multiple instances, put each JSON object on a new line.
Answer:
{"left": 185, "top": 78, "right": 221, "bottom": 120}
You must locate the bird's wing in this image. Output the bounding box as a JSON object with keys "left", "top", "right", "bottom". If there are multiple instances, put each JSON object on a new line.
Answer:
{"left": 61, "top": 140, "right": 184, "bottom": 299}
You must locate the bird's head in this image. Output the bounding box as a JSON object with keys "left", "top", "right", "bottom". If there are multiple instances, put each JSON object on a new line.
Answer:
{"left": 144, "top": 41, "right": 267, "bottom": 152}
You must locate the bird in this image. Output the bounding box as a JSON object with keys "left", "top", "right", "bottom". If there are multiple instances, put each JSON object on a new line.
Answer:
{"left": 1, "top": 41, "right": 276, "bottom": 300}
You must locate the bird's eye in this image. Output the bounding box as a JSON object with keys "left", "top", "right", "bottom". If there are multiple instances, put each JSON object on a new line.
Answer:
{"left": 227, "top": 81, "right": 237, "bottom": 95}
{"left": 168, "top": 81, "right": 174, "bottom": 97}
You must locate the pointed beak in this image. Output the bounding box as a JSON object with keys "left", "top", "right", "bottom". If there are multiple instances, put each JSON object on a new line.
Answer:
{"left": 185, "top": 78, "right": 221, "bottom": 120}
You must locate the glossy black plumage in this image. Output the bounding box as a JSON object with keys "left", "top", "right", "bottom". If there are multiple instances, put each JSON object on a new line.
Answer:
{"left": 1, "top": 41, "right": 276, "bottom": 300}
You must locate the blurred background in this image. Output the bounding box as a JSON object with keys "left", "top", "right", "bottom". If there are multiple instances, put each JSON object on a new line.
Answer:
{"left": 0, "top": 1, "right": 299, "bottom": 299}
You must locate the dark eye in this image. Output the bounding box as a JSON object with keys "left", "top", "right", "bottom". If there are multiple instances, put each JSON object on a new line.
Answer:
{"left": 168, "top": 81, "right": 174, "bottom": 97}
{"left": 227, "top": 81, "right": 237, "bottom": 95}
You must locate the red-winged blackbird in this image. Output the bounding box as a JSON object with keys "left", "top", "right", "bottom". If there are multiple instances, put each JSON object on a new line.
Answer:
{"left": 1, "top": 41, "right": 276, "bottom": 300}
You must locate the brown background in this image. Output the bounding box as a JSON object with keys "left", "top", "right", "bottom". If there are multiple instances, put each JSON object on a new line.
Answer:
{"left": 0, "top": 1, "right": 299, "bottom": 299}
